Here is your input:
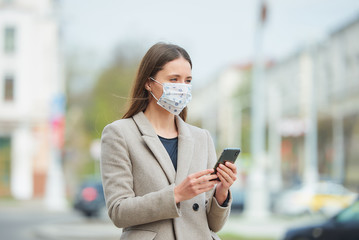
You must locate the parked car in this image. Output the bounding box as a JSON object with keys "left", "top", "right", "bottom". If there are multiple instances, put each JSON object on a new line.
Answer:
{"left": 273, "top": 182, "right": 357, "bottom": 216}
{"left": 231, "top": 189, "right": 245, "bottom": 212}
{"left": 282, "top": 198, "right": 359, "bottom": 240}
{"left": 73, "top": 180, "right": 106, "bottom": 217}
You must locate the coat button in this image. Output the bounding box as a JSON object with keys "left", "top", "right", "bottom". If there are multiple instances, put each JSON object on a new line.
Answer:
{"left": 192, "top": 203, "right": 199, "bottom": 211}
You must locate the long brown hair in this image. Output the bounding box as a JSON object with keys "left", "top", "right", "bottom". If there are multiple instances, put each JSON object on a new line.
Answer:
{"left": 122, "top": 42, "right": 192, "bottom": 121}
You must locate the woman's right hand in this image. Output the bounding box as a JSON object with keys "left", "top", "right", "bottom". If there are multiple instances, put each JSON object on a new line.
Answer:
{"left": 174, "top": 169, "right": 219, "bottom": 203}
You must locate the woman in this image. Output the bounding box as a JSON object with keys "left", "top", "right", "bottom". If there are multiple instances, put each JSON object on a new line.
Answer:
{"left": 101, "top": 42, "right": 237, "bottom": 240}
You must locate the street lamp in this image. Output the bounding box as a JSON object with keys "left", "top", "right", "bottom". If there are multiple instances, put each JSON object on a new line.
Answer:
{"left": 244, "top": 0, "right": 270, "bottom": 219}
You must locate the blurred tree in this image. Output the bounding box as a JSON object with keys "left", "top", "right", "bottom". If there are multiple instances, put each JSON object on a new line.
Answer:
{"left": 64, "top": 43, "right": 141, "bottom": 191}
{"left": 64, "top": 49, "right": 101, "bottom": 195}
{"left": 84, "top": 47, "right": 139, "bottom": 139}
{"left": 234, "top": 67, "right": 252, "bottom": 157}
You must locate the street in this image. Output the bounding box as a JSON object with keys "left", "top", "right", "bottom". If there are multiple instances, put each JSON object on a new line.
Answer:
{"left": 0, "top": 200, "right": 121, "bottom": 240}
{"left": 0, "top": 200, "right": 327, "bottom": 240}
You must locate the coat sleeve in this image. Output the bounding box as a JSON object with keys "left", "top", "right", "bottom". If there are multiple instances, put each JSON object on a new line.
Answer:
{"left": 204, "top": 130, "right": 232, "bottom": 232}
{"left": 100, "top": 123, "right": 181, "bottom": 228}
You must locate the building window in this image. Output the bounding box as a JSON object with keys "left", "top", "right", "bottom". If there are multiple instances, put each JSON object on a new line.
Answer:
{"left": 4, "top": 26, "right": 16, "bottom": 54}
{"left": 0, "top": 137, "right": 11, "bottom": 197}
{"left": 4, "top": 75, "right": 14, "bottom": 101}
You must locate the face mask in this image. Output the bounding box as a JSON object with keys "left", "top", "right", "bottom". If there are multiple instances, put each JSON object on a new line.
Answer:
{"left": 149, "top": 77, "right": 192, "bottom": 115}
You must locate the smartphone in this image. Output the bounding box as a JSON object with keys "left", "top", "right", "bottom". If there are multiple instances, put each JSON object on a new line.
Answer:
{"left": 211, "top": 148, "right": 241, "bottom": 180}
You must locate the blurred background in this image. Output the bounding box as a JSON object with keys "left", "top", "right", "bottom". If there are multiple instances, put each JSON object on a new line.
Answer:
{"left": 1, "top": 0, "right": 359, "bottom": 239}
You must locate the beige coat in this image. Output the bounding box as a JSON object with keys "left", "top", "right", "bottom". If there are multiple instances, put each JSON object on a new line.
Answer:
{"left": 100, "top": 112, "right": 231, "bottom": 240}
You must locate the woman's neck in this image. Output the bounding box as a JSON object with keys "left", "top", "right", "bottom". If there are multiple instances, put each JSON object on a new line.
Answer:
{"left": 144, "top": 104, "right": 178, "bottom": 138}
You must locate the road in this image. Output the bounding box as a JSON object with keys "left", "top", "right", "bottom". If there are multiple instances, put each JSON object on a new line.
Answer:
{"left": 0, "top": 200, "right": 121, "bottom": 240}
{"left": 0, "top": 200, "right": 326, "bottom": 240}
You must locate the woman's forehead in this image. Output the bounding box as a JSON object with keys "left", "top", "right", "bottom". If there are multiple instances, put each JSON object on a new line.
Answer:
{"left": 160, "top": 58, "right": 191, "bottom": 75}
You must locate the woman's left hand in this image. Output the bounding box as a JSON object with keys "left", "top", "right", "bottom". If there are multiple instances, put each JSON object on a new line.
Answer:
{"left": 214, "top": 161, "right": 237, "bottom": 205}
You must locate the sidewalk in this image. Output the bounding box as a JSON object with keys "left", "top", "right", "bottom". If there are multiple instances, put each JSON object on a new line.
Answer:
{"left": 0, "top": 199, "right": 121, "bottom": 240}
{"left": 0, "top": 199, "right": 326, "bottom": 240}
{"left": 34, "top": 206, "right": 121, "bottom": 240}
{"left": 33, "top": 211, "right": 326, "bottom": 240}
{"left": 34, "top": 221, "right": 121, "bottom": 240}
{"left": 220, "top": 212, "right": 326, "bottom": 239}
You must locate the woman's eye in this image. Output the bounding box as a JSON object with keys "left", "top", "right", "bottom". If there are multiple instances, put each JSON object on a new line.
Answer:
{"left": 186, "top": 79, "right": 192, "bottom": 84}
{"left": 170, "top": 78, "right": 177, "bottom": 82}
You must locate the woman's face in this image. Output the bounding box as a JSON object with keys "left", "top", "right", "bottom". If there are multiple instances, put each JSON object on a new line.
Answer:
{"left": 149, "top": 57, "right": 192, "bottom": 100}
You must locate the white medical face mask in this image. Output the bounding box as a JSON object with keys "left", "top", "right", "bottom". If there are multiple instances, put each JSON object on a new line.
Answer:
{"left": 149, "top": 77, "right": 192, "bottom": 115}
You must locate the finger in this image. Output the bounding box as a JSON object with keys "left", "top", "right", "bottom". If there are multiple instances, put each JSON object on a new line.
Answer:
{"left": 196, "top": 174, "right": 218, "bottom": 188}
{"left": 201, "top": 173, "right": 220, "bottom": 182}
{"left": 219, "top": 164, "right": 236, "bottom": 179}
{"left": 217, "top": 167, "right": 234, "bottom": 184}
{"left": 217, "top": 173, "right": 232, "bottom": 190}
{"left": 223, "top": 161, "right": 237, "bottom": 174}
{"left": 197, "top": 181, "right": 217, "bottom": 192}
{"left": 191, "top": 169, "right": 214, "bottom": 179}
{"left": 225, "top": 161, "right": 238, "bottom": 174}
{"left": 199, "top": 185, "right": 216, "bottom": 193}
{"left": 209, "top": 173, "right": 220, "bottom": 181}
{"left": 217, "top": 171, "right": 229, "bottom": 187}
{"left": 189, "top": 170, "right": 216, "bottom": 189}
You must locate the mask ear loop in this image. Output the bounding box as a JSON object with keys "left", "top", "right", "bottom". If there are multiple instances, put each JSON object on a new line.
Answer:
{"left": 149, "top": 77, "right": 163, "bottom": 86}
{"left": 149, "top": 91, "right": 159, "bottom": 101}
{"left": 147, "top": 77, "right": 160, "bottom": 101}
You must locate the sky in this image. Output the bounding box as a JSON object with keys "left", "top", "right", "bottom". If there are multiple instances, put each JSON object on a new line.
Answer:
{"left": 60, "top": 0, "right": 359, "bottom": 89}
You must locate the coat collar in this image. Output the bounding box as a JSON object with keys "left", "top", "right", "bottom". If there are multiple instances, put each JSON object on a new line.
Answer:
{"left": 132, "top": 112, "right": 194, "bottom": 185}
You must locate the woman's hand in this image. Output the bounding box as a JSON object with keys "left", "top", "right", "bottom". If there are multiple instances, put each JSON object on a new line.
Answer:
{"left": 214, "top": 161, "right": 237, "bottom": 205}
{"left": 174, "top": 169, "right": 219, "bottom": 203}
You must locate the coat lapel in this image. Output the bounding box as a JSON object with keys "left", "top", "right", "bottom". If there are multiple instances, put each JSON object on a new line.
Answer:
{"left": 131, "top": 112, "right": 194, "bottom": 186}
{"left": 175, "top": 116, "right": 194, "bottom": 185}
{"left": 132, "top": 112, "right": 176, "bottom": 184}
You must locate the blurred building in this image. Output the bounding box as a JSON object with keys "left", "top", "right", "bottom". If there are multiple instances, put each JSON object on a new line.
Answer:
{"left": 266, "top": 14, "right": 359, "bottom": 190}
{"left": 190, "top": 13, "right": 359, "bottom": 194}
{"left": 188, "top": 64, "right": 252, "bottom": 193}
{"left": 188, "top": 65, "right": 250, "bottom": 151}
{"left": 0, "top": 0, "right": 64, "bottom": 200}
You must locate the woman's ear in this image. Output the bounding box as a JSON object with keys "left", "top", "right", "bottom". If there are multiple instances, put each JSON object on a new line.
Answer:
{"left": 145, "top": 79, "right": 152, "bottom": 91}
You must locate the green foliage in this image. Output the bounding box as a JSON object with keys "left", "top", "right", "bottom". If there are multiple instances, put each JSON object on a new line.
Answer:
{"left": 234, "top": 68, "right": 252, "bottom": 156}
{"left": 64, "top": 44, "right": 141, "bottom": 181}
{"left": 78, "top": 158, "right": 96, "bottom": 178}
{"left": 85, "top": 61, "right": 137, "bottom": 139}
{"left": 218, "top": 233, "right": 275, "bottom": 240}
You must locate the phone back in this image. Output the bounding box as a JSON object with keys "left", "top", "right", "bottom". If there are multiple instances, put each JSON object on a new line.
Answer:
{"left": 219, "top": 148, "right": 241, "bottom": 163}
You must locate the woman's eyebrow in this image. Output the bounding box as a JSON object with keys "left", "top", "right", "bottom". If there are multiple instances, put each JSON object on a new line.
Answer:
{"left": 168, "top": 74, "right": 181, "bottom": 78}
{"left": 167, "top": 74, "right": 192, "bottom": 79}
